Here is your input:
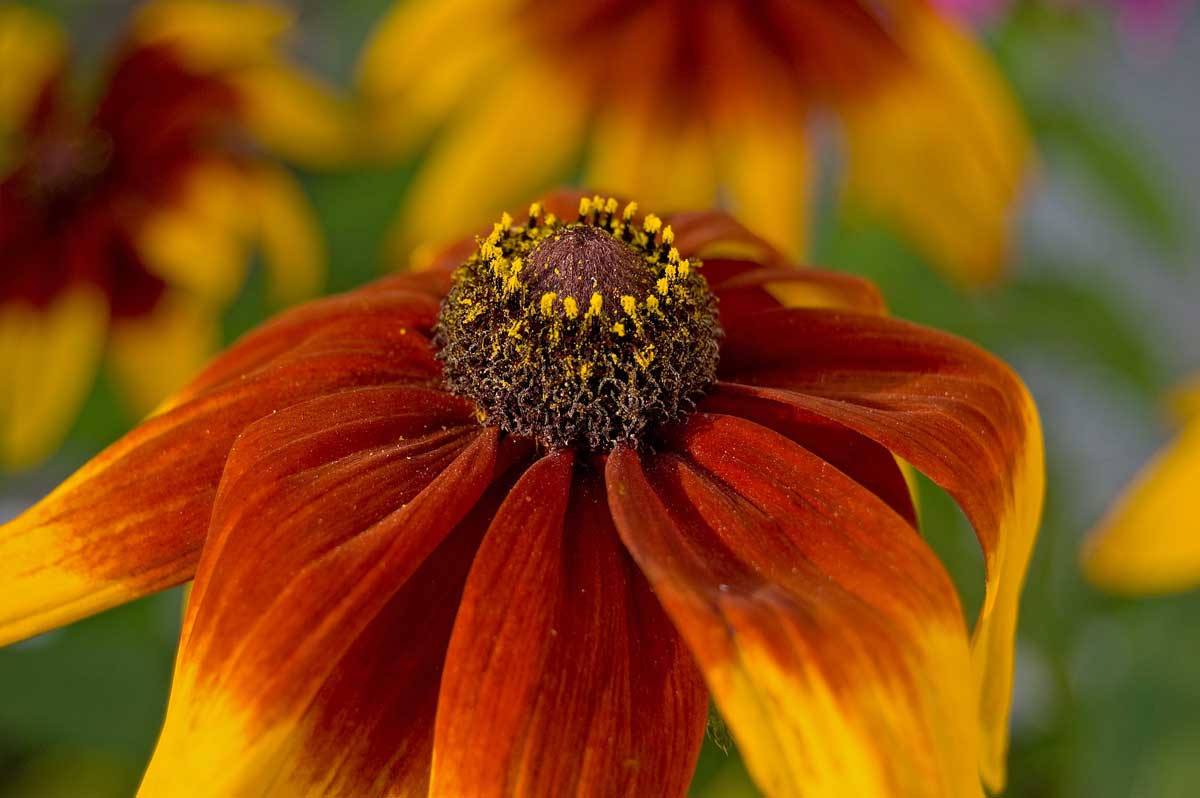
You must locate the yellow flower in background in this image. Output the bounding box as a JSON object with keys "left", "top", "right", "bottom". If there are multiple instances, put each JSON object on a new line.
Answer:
{"left": 358, "top": 0, "right": 1031, "bottom": 286}
{"left": 0, "top": 0, "right": 353, "bottom": 469}
{"left": 1083, "top": 379, "right": 1200, "bottom": 594}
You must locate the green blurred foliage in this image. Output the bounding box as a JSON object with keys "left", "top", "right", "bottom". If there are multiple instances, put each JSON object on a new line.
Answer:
{"left": 3, "top": 1, "right": 1200, "bottom": 797}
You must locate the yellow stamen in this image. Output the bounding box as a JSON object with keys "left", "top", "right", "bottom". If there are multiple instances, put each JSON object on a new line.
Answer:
{"left": 500, "top": 211, "right": 513, "bottom": 230}
{"left": 622, "top": 201, "right": 638, "bottom": 221}
{"left": 656, "top": 278, "right": 669, "bottom": 295}
{"left": 604, "top": 197, "right": 618, "bottom": 215}
{"left": 643, "top": 214, "right": 662, "bottom": 235}
{"left": 540, "top": 292, "right": 558, "bottom": 316}
{"left": 586, "top": 292, "right": 603, "bottom": 318}
{"left": 563, "top": 296, "right": 579, "bottom": 319}
{"left": 578, "top": 197, "right": 592, "bottom": 217}
{"left": 646, "top": 295, "right": 660, "bottom": 312}
{"left": 661, "top": 225, "right": 675, "bottom": 246}
{"left": 620, "top": 295, "right": 637, "bottom": 315}
{"left": 612, "top": 321, "right": 626, "bottom": 337}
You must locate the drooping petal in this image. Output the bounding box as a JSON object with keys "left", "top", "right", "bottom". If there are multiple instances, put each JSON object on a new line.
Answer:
{"left": 432, "top": 451, "right": 708, "bottom": 798}
{"left": 0, "top": 289, "right": 108, "bottom": 469}
{"left": 839, "top": 7, "right": 1030, "bottom": 287}
{"left": 0, "top": 315, "right": 443, "bottom": 647}
{"left": 718, "top": 307, "right": 1043, "bottom": 790}
{"left": 607, "top": 414, "right": 980, "bottom": 798}
{"left": 139, "top": 403, "right": 504, "bottom": 796}
{"left": 1083, "top": 419, "right": 1200, "bottom": 594}
{"left": 106, "top": 292, "right": 219, "bottom": 416}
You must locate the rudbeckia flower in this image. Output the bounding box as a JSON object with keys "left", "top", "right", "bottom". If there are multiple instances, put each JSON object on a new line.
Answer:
{"left": 0, "top": 0, "right": 350, "bottom": 468}
{"left": 358, "top": 0, "right": 1031, "bottom": 288}
{"left": 0, "top": 192, "right": 1043, "bottom": 798}
{"left": 1083, "top": 379, "right": 1200, "bottom": 594}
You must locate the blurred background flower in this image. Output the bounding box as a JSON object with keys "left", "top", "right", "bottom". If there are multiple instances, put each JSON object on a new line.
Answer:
{"left": 0, "top": 0, "right": 349, "bottom": 469}
{"left": 357, "top": 0, "right": 1030, "bottom": 287}
{"left": 1, "top": 1, "right": 1200, "bottom": 797}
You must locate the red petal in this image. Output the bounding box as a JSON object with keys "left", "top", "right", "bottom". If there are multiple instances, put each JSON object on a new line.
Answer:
{"left": 699, "top": 383, "right": 916, "bottom": 526}
{"left": 431, "top": 451, "right": 708, "bottom": 798}
{"left": 607, "top": 415, "right": 981, "bottom": 797}
{"left": 718, "top": 307, "right": 1044, "bottom": 787}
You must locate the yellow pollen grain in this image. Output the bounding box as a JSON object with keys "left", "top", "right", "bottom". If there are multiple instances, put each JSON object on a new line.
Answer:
{"left": 491, "top": 258, "right": 507, "bottom": 278}
{"left": 507, "top": 320, "right": 523, "bottom": 338}
{"left": 656, "top": 278, "right": 669, "bottom": 295}
{"left": 504, "top": 275, "right": 521, "bottom": 294}
{"left": 679, "top": 261, "right": 690, "bottom": 277}
{"left": 646, "top": 295, "right": 660, "bottom": 312}
{"left": 668, "top": 247, "right": 682, "bottom": 263}
{"left": 623, "top": 201, "right": 638, "bottom": 220}
{"left": 579, "top": 362, "right": 594, "bottom": 380}
{"left": 643, "top": 214, "right": 662, "bottom": 235}
{"left": 665, "top": 263, "right": 677, "bottom": 280}
{"left": 540, "top": 292, "right": 557, "bottom": 316}
{"left": 662, "top": 225, "right": 675, "bottom": 245}
{"left": 612, "top": 321, "right": 626, "bottom": 337}
{"left": 586, "top": 292, "right": 603, "bottom": 318}
{"left": 635, "top": 346, "right": 656, "bottom": 368}
{"left": 563, "top": 296, "right": 579, "bottom": 319}
{"left": 620, "top": 295, "right": 637, "bottom": 315}
{"left": 604, "top": 197, "right": 618, "bottom": 215}
{"left": 545, "top": 213, "right": 558, "bottom": 226}
{"left": 511, "top": 257, "right": 523, "bottom": 274}
{"left": 481, "top": 241, "right": 501, "bottom": 261}
{"left": 500, "top": 211, "right": 513, "bottom": 230}
{"left": 529, "top": 201, "right": 542, "bottom": 219}
{"left": 591, "top": 194, "right": 604, "bottom": 211}
{"left": 579, "top": 197, "right": 592, "bottom": 216}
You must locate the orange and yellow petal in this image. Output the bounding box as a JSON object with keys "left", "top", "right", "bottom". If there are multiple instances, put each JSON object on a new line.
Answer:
{"left": 140, "top": 401, "right": 499, "bottom": 796}
{"left": 132, "top": 0, "right": 290, "bottom": 73}
{"left": 1083, "top": 418, "right": 1200, "bottom": 594}
{"left": 608, "top": 414, "right": 980, "bottom": 798}
{"left": 0, "top": 289, "right": 108, "bottom": 469}
{"left": 718, "top": 308, "right": 1043, "bottom": 791}
{"left": 240, "top": 162, "right": 325, "bottom": 305}
{"left": 431, "top": 452, "right": 708, "bottom": 797}
{"left": 840, "top": 8, "right": 1030, "bottom": 287}
{"left": 0, "top": 300, "right": 445, "bottom": 646}
{"left": 105, "top": 292, "right": 219, "bottom": 417}
{"left": 0, "top": 5, "right": 64, "bottom": 138}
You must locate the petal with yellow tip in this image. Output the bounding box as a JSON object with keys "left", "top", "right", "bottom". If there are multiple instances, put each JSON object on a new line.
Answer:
{"left": 0, "top": 294, "right": 445, "bottom": 647}
{"left": 239, "top": 163, "right": 325, "bottom": 306}
{"left": 131, "top": 0, "right": 290, "bottom": 72}
{"left": 232, "top": 64, "right": 359, "bottom": 168}
{"left": 608, "top": 414, "right": 981, "bottom": 798}
{"left": 1083, "top": 419, "right": 1200, "bottom": 594}
{"left": 718, "top": 308, "right": 1044, "bottom": 791}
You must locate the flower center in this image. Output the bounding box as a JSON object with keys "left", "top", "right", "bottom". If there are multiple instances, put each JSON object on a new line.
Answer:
{"left": 435, "top": 196, "right": 722, "bottom": 450}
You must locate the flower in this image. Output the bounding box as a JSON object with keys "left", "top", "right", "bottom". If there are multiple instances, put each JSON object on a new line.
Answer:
{"left": 1083, "top": 378, "right": 1200, "bottom": 594}
{"left": 358, "top": 0, "right": 1031, "bottom": 288}
{"left": 0, "top": 191, "right": 1043, "bottom": 797}
{"left": 0, "top": 0, "right": 351, "bottom": 468}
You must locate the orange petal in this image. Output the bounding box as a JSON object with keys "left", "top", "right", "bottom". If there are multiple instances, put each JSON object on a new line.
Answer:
{"left": 1083, "top": 418, "right": 1200, "bottom": 594}
{"left": 431, "top": 451, "right": 708, "bottom": 798}
{"left": 710, "top": 265, "right": 888, "bottom": 327}
{"left": 0, "top": 308, "right": 444, "bottom": 647}
{"left": 607, "top": 414, "right": 980, "bottom": 798}
{"left": 140, "top": 412, "right": 506, "bottom": 796}
{"left": 718, "top": 307, "right": 1044, "bottom": 790}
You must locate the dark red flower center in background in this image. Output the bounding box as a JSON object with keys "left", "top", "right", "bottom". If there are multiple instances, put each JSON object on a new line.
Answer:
{"left": 435, "top": 197, "right": 722, "bottom": 450}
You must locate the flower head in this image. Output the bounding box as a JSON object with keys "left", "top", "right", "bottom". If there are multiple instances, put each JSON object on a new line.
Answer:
{"left": 360, "top": 0, "right": 1031, "bottom": 287}
{"left": 0, "top": 1, "right": 349, "bottom": 468}
{"left": 0, "top": 192, "right": 1043, "bottom": 797}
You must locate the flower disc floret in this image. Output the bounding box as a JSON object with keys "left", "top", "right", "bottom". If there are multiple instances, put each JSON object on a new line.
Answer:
{"left": 435, "top": 197, "right": 721, "bottom": 450}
